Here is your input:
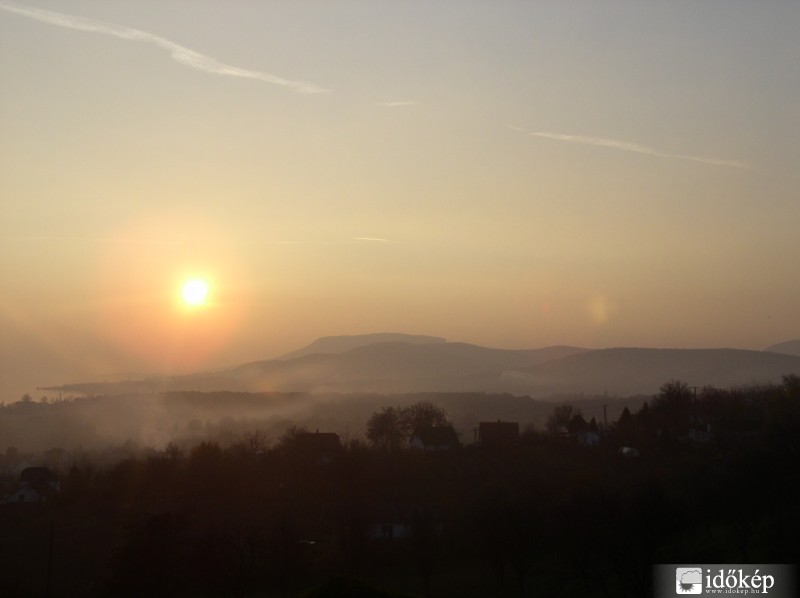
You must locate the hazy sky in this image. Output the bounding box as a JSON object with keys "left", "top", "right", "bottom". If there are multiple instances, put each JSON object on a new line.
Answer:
{"left": 1, "top": 1, "right": 799, "bottom": 399}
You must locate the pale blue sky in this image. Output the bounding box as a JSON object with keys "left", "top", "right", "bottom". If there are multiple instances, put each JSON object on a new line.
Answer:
{"left": 1, "top": 1, "right": 798, "bottom": 399}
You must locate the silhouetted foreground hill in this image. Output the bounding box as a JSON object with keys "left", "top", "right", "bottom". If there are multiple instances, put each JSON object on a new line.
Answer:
{"left": 46, "top": 336, "right": 800, "bottom": 397}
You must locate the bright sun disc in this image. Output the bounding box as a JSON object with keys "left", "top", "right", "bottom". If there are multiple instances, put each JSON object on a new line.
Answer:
{"left": 182, "top": 279, "right": 209, "bottom": 306}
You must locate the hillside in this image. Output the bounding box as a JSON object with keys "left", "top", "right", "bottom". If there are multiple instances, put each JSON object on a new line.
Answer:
{"left": 278, "top": 333, "right": 446, "bottom": 360}
{"left": 508, "top": 348, "right": 800, "bottom": 396}
{"left": 230, "top": 341, "right": 588, "bottom": 393}
{"left": 765, "top": 339, "right": 800, "bottom": 357}
{"left": 46, "top": 339, "right": 800, "bottom": 398}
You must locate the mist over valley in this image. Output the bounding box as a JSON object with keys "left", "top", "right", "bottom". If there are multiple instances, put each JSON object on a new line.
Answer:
{"left": 4, "top": 333, "right": 798, "bottom": 454}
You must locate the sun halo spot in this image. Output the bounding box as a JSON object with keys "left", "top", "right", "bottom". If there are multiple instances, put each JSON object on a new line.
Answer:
{"left": 182, "top": 279, "right": 209, "bottom": 306}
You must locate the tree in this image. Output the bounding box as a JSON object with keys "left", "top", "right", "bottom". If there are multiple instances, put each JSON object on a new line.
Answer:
{"left": 783, "top": 374, "right": 800, "bottom": 400}
{"left": 366, "top": 406, "right": 404, "bottom": 451}
{"left": 365, "top": 401, "right": 451, "bottom": 450}
{"left": 615, "top": 406, "right": 635, "bottom": 445}
{"left": 546, "top": 404, "right": 580, "bottom": 437}
{"left": 652, "top": 380, "right": 693, "bottom": 438}
{"left": 567, "top": 413, "right": 589, "bottom": 435}
{"left": 399, "top": 401, "right": 450, "bottom": 434}
{"left": 233, "top": 431, "right": 269, "bottom": 457}
{"left": 275, "top": 425, "right": 309, "bottom": 452}
{"left": 764, "top": 375, "right": 800, "bottom": 458}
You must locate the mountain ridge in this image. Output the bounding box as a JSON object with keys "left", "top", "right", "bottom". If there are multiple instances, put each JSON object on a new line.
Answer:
{"left": 507, "top": 347, "right": 800, "bottom": 396}
{"left": 44, "top": 335, "right": 800, "bottom": 398}
{"left": 277, "top": 333, "right": 446, "bottom": 360}
{"left": 764, "top": 339, "right": 800, "bottom": 357}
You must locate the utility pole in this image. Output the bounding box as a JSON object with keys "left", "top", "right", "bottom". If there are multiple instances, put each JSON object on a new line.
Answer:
{"left": 603, "top": 404, "right": 608, "bottom": 430}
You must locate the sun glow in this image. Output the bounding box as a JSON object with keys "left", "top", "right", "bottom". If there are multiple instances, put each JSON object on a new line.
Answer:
{"left": 182, "top": 279, "right": 209, "bottom": 306}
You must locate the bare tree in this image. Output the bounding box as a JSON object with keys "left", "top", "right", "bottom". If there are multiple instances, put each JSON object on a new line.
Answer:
{"left": 366, "top": 406, "right": 404, "bottom": 451}
{"left": 366, "top": 401, "right": 451, "bottom": 450}
{"left": 546, "top": 404, "right": 580, "bottom": 436}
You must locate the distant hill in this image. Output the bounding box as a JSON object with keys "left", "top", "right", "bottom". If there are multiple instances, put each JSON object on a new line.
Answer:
{"left": 278, "top": 333, "right": 446, "bottom": 360}
{"left": 52, "top": 341, "right": 587, "bottom": 396}
{"left": 47, "top": 340, "right": 800, "bottom": 399}
{"left": 233, "top": 342, "right": 588, "bottom": 393}
{"left": 506, "top": 348, "right": 800, "bottom": 396}
{"left": 765, "top": 340, "right": 800, "bottom": 358}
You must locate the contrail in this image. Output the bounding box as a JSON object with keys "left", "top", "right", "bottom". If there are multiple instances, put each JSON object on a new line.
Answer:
{"left": 528, "top": 130, "right": 750, "bottom": 170}
{"left": 0, "top": 1, "right": 329, "bottom": 93}
{"left": 353, "top": 237, "right": 392, "bottom": 242}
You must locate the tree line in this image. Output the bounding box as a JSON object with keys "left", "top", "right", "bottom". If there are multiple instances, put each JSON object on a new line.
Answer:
{"left": 0, "top": 377, "right": 798, "bottom": 597}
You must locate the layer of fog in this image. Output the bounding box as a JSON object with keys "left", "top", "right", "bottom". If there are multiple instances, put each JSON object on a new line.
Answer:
{"left": 0, "top": 390, "right": 643, "bottom": 459}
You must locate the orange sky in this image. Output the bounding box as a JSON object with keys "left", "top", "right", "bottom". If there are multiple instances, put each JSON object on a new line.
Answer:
{"left": 1, "top": 1, "right": 799, "bottom": 400}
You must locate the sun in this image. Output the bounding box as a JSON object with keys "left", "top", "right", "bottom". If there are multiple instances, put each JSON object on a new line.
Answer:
{"left": 181, "top": 278, "right": 209, "bottom": 306}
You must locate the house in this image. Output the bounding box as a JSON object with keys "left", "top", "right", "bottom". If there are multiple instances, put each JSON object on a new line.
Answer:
{"left": 4, "top": 467, "right": 60, "bottom": 504}
{"left": 409, "top": 426, "right": 460, "bottom": 452}
{"left": 477, "top": 421, "right": 519, "bottom": 447}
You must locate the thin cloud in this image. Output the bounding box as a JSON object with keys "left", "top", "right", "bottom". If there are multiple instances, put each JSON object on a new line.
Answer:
{"left": 374, "top": 101, "right": 419, "bottom": 108}
{"left": 0, "top": 1, "right": 328, "bottom": 93}
{"left": 528, "top": 130, "right": 750, "bottom": 170}
{"left": 352, "top": 237, "right": 392, "bottom": 243}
